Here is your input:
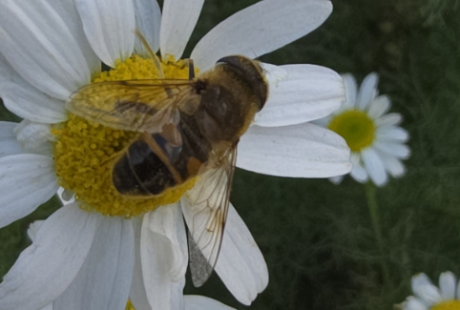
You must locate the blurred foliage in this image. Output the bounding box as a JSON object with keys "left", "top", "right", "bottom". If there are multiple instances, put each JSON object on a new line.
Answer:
{"left": 1, "top": 0, "right": 460, "bottom": 309}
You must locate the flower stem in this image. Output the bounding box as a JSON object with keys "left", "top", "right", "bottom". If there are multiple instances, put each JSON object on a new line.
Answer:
{"left": 365, "top": 182, "right": 390, "bottom": 285}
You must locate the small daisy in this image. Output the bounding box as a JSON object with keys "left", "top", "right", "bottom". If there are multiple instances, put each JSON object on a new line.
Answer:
{"left": 0, "top": 0, "right": 351, "bottom": 309}
{"left": 401, "top": 272, "right": 460, "bottom": 310}
{"left": 316, "top": 73, "right": 410, "bottom": 186}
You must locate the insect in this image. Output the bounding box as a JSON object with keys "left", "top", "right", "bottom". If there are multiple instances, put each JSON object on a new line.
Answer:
{"left": 66, "top": 55, "right": 268, "bottom": 286}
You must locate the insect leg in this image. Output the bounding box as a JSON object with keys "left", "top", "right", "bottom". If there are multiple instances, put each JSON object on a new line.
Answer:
{"left": 141, "top": 132, "right": 184, "bottom": 185}
{"left": 135, "top": 29, "right": 165, "bottom": 79}
{"left": 189, "top": 59, "right": 195, "bottom": 80}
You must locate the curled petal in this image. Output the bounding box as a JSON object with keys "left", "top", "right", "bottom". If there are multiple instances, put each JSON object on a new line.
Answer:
{"left": 140, "top": 204, "right": 187, "bottom": 310}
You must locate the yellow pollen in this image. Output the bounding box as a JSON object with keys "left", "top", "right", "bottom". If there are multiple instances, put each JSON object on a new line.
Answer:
{"left": 328, "top": 109, "right": 376, "bottom": 152}
{"left": 52, "top": 55, "right": 198, "bottom": 217}
{"left": 431, "top": 300, "right": 460, "bottom": 310}
{"left": 125, "top": 300, "right": 135, "bottom": 310}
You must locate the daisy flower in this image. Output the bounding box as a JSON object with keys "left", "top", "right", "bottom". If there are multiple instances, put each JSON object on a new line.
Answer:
{"left": 401, "top": 272, "right": 460, "bottom": 310}
{"left": 0, "top": 0, "right": 351, "bottom": 309}
{"left": 315, "top": 73, "right": 410, "bottom": 186}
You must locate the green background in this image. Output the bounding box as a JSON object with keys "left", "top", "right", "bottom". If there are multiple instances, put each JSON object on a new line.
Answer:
{"left": 1, "top": 0, "right": 460, "bottom": 309}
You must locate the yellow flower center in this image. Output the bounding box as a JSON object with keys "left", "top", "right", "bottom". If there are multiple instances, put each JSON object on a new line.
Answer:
{"left": 52, "top": 55, "right": 198, "bottom": 217}
{"left": 431, "top": 300, "right": 460, "bottom": 310}
{"left": 328, "top": 109, "right": 376, "bottom": 152}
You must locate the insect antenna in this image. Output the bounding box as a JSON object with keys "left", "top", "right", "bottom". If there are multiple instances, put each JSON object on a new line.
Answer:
{"left": 135, "top": 29, "right": 165, "bottom": 78}
{"left": 249, "top": 47, "right": 258, "bottom": 60}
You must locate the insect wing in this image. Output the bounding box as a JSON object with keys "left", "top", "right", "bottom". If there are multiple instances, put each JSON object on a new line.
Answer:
{"left": 66, "top": 80, "right": 199, "bottom": 133}
{"left": 181, "top": 149, "right": 237, "bottom": 287}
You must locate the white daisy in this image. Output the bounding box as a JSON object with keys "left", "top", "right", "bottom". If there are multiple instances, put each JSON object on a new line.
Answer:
{"left": 401, "top": 272, "right": 460, "bottom": 310}
{"left": 315, "top": 72, "right": 410, "bottom": 186}
{"left": 0, "top": 0, "right": 351, "bottom": 309}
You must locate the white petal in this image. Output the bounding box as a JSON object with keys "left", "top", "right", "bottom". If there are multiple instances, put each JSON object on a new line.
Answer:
{"left": 368, "top": 95, "right": 391, "bottom": 119}
{"left": 40, "top": 304, "right": 54, "bottom": 310}
{"left": 329, "top": 175, "right": 344, "bottom": 184}
{"left": 76, "top": 0, "right": 135, "bottom": 67}
{"left": 0, "top": 203, "right": 99, "bottom": 310}
{"left": 168, "top": 281, "right": 186, "bottom": 310}
{"left": 185, "top": 295, "right": 235, "bottom": 310}
{"left": 362, "top": 148, "right": 388, "bottom": 186}
{"left": 260, "top": 63, "right": 288, "bottom": 85}
{"left": 0, "top": 122, "right": 23, "bottom": 158}
{"left": 27, "top": 220, "right": 46, "bottom": 242}
{"left": 411, "top": 273, "right": 442, "bottom": 305}
{"left": 215, "top": 204, "right": 268, "bottom": 305}
{"left": 341, "top": 73, "right": 358, "bottom": 109}
{"left": 1, "top": 84, "right": 67, "bottom": 124}
{"left": 376, "top": 126, "right": 409, "bottom": 143}
{"left": 133, "top": 0, "right": 161, "bottom": 56}
{"left": 357, "top": 73, "right": 379, "bottom": 110}
{"left": 374, "top": 141, "right": 411, "bottom": 159}
{"left": 46, "top": 0, "right": 100, "bottom": 74}
{"left": 0, "top": 154, "right": 58, "bottom": 229}
{"left": 0, "top": 49, "right": 66, "bottom": 123}
{"left": 439, "top": 271, "right": 456, "bottom": 300}
{"left": 412, "top": 273, "right": 433, "bottom": 292}
{"left": 141, "top": 204, "right": 187, "bottom": 310}
{"left": 349, "top": 153, "right": 368, "bottom": 182}
{"left": 403, "top": 297, "right": 429, "bottom": 310}
{"left": 14, "top": 120, "right": 54, "bottom": 156}
{"left": 375, "top": 113, "right": 402, "bottom": 126}
{"left": 457, "top": 279, "right": 460, "bottom": 300}
{"left": 0, "top": 0, "right": 91, "bottom": 100}
{"left": 254, "top": 64, "right": 344, "bottom": 127}
{"left": 379, "top": 153, "right": 406, "bottom": 178}
{"left": 57, "top": 187, "right": 76, "bottom": 205}
{"left": 237, "top": 123, "right": 352, "bottom": 178}
{"left": 349, "top": 164, "right": 368, "bottom": 183}
{"left": 191, "top": 0, "right": 333, "bottom": 71}
{"left": 415, "top": 285, "right": 443, "bottom": 305}
{"left": 129, "top": 217, "right": 152, "bottom": 310}
{"left": 160, "top": 0, "right": 204, "bottom": 60}
{"left": 131, "top": 219, "right": 187, "bottom": 310}
{"left": 312, "top": 115, "right": 331, "bottom": 128}
{"left": 53, "top": 217, "right": 134, "bottom": 310}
